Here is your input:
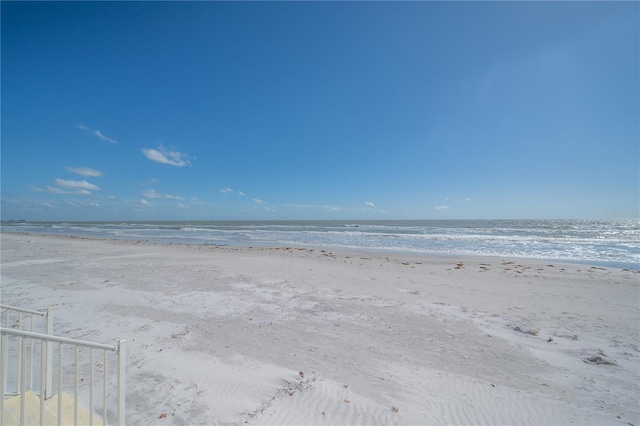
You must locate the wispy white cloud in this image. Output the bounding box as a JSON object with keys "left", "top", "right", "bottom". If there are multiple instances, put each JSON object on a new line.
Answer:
{"left": 164, "top": 194, "right": 184, "bottom": 200}
{"left": 140, "top": 199, "right": 153, "bottom": 207}
{"left": 30, "top": 185, "right": 93, "bottom": 195}
{"left": 220, "top": 188, "right": 245, "bottom": 196}
{"left": 141, "top": 145, "right": 191, "bottom": 167}
{"left": 55, "top": 179, "right": 101, "bottom": 192}
{"left": 176, "top": 203, "right": 189, "bottom": 209}
{"left": 66, "top": 166, "right": 104, "bottom": 177}
{"left": 365, "top": 202, "right": 375, "bottom": 207}
{"left": 30, "top": 185, "right": 66, "bottom": 194}
{"left": 6, "top": 198, "right": 60, "bottom": 210}
{"left": 434, "top": 205, "right": 450, "bottom": 210}
{"left": 31, "top": 177, "right": 99, "bottom": 195}
{"left": 253, "top": 198, "right": 264, "bottom": 204}
{"left": 142, "top": 189, "right": 162, "bottom": 199}
{"left": 93, "top": 130, "right": 118, "bottom": 144}
{"left": 282, "top": 203, "right": 353, "bottom": 212}
{"left": 75, "top": 123, "right": 118, "bottom": 144}
{"left": 142, "top": 189, "right": 184, "bottom": 200}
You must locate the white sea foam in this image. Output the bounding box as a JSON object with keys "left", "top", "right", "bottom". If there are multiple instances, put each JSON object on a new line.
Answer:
{"left": 2, "top": 220, "right": 638, "bottom": 268}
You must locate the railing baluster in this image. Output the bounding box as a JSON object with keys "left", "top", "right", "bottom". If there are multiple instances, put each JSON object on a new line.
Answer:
{"left": 117, "top": 340, "right": 126, "bottom": 426}
{"left": 45, "top": 308, "right": 54, "bottom": 399}
{"left": 1, "top": 334, "right": 7, "bottom": 426}
{"left": 75, "top": 345, "right": 79, "bottom": 426}
{"left": 30, "top": 314, "right": 35, "bottom": 391}
{"left": 20, "top": 336, "right": 26, "bottom": 425}
{"left": 40, "top": 339, "right": 46, "bottom": 426}
{"left": 90, "top": 348, "right": 94, "bottom": 426}
{"left": 58, "top": 343, "right": 63, "bottom": 426}
{"left": 17, "top": 314, "right": 23, "bottom": 394}
{"left": 103, "top": 350, "right": 108, "bottom": 425}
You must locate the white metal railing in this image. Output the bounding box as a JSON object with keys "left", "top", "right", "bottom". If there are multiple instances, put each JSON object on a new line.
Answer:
{"left": 0, "top": 305, "right": 54, "bottom": 398}
{"left": 0, "top": 308, "right": 126, "bottom": 426}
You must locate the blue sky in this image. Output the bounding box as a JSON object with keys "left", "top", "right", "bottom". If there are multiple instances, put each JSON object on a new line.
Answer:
{"left": 2, "top": 1, "right": 638, "bottom": 221}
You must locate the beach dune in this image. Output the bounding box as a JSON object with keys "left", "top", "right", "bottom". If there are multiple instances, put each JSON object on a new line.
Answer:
{"left": 1, "top": 233, "right": 638, "bottom": 425}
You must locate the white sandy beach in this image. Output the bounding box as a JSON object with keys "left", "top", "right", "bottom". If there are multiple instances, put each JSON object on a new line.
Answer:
{"left": 1, "top": 232, "right": 638, "bottom": 425}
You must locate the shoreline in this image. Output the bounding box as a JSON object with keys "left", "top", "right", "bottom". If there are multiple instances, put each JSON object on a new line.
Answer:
{"left": 3, "top": 229, "right": 637, "bottom": 271}
{"left": 1, "top": 232, "right": 638, "bottom": 425}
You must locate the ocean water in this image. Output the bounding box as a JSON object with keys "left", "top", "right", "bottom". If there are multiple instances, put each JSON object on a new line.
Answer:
{"left": 2, "top": 219, "right": 638, "bottom": 269}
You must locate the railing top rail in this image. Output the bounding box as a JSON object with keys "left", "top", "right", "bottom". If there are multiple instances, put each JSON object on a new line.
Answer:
{"left": 0, "top": 327, "right": 119, "bottom": 351}
{"left": 0, "top": 304, "right": 48, "bottom": 316}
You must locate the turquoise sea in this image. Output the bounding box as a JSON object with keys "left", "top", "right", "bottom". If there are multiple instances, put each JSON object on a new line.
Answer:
{"left": 2, "top": 219, "right": 638, "bottom": 270}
